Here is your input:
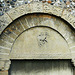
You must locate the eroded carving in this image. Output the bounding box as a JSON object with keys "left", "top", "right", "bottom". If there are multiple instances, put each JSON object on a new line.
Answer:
{"left": 37, "top": 32, "right": 49, "bottom": 47}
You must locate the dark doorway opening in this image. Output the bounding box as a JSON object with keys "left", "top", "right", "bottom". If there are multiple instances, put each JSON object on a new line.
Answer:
{"left": 9, "top": 60, "right": 73, "bottom": 75}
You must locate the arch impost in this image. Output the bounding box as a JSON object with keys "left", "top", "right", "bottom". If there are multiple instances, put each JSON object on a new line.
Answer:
{"left": 0, "top": 60, "right": 11, "bottom": 71}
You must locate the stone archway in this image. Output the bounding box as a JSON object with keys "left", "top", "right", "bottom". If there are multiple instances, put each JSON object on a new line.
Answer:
{"left": 0, "top": 2, "right": 75, "bottom": 75}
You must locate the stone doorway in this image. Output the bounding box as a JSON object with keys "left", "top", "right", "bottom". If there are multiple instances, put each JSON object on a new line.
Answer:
{"left": 0, "top": 13, "right": 74, "bottom": 75}
{"left": 9, "top": 60, "right": 73, "bottom": 75}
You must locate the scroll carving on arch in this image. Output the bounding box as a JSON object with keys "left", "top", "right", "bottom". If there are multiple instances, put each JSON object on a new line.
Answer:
{"left": 0, "top": 2, "right": 75, "bottom": 35}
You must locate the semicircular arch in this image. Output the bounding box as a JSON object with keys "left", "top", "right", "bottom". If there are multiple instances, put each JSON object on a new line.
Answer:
{"left": 0, "top": 13, "right": 75, "bottom": 70}
{"left": 0, "top": 2, "right": 75, "bottom": 35}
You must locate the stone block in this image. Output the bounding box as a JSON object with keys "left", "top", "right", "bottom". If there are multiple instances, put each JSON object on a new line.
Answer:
{"left": 0, "top": 49, "right": 10, "bottom": 53}
{"left": 43, "top": 3, "right": 63, "bottom": 17}
{"left": 7, "top": 4, "right": 32, "bottom": 20}
{"left": 0, "top": 39, "right": 12, "bottom": 49}
{"left": 0, "top": 13, "right": 12, "bottom": 34}
{"left": 51, "top": 6, "right": 63, "bottom": 17}
{"left": 4, "top": 60, "right": 11, "bottom": 70}
{"left": 72, "top": 59, "right": 75, "bottom": 66}
{"left": 0, "top": 60, "right": 5, "bottom": 70}
{"left": 61, "top": 9, "right": 75, "bottom": 28}
{"left": 7, "top": 8, "right": 20, "bottom": 20}
{"left": 0, "top": 54, "right": 9, "bottom": 60}
{"left": 24, "top": 4, "right": 32, "bottom": 14}
{"left": 43, "top": 3, "right": 52, "bottom": 13}
{"left": 71, "top": 47, "right": 75, "bottom": 54}
{"left": 69, "top": 42, "right": 75, "bottom": 48}
{"left": 15, "top": 5, "right": 26, "bottom": 16}
{"left": 31, "top": 2, "right": 43, "bottom": 13}
{"left": 0, "top": 71, "right": 8, "bottom": 75}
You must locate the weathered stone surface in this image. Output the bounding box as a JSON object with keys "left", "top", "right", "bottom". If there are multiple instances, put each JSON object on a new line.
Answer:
{"left": 24, "top": 4, "right": 32, "bottom": 14}
{"left": 7, "top": 8, "right": 20, "bottom": 20}
{"left": 0, "top": 13, "right": 12, "bottom": 34}
{"left": 0, "top": 60, "right": 5, "bottom": 70}
{"left": 0, "top": 60, "right": 10, "bottom": 70}
{"left": 15, "top": 4, "right": 32, "bottom": 16}
{"left": 4, "top": 60, "right": 11, "bottom": 70}
{"left": 15, "top": 5, "right": 27, "bottom": 16}
{"left": 10, "top": 27, "right": 71, "bottom": 59}
{"left": 0, "top": 71, "right": 8, "bottom": 75}
{"left": 43, "top": 3, "right": 63, "bottom": 16}
{"left": 0, "top": 58, "right": 9, "bottom": 71}
{"left": 0, "top": 34, "right": 14, "bottom": 43}
{"left": 43, "top": 3, "right": 52, "bottom": 13}
{"left": 0, "top": 2, "right": 74, "bottom": 35}
{"left": 31, "top": 2, "right": 43, "bottom": 12}
{"left": 73, "top": 67, "right": 75, "bottom": 75}
{"left": 0, "top": 14, "right": 74, "bottom": 65}
{"left": 7, "top": 4, "right": 32, "bottom": 20}
{"left": 0, "top": 6, "right": 74, "bottom": 72}
{"left": 0, "top": 39, "right": 12, "bottom": 48}
{"left": 23, "top": 18, "right": 33, "bottom": 28}
{"left": 52, "top": 6, "right": 63, "bottom": 17}
{"left": 72, "top": 59, "right": 75, "bottom": 66}
{"left": 71, "top": 46, "right": 75, "bottom": 63}
{"left": 0, "top": 54, "right": 9, "bottom": 59}
{"left": 61, "top": 9, "right": 75, "bottom": 28}
{"left": 0, "top": 49, "right": 10, "bottom": 54}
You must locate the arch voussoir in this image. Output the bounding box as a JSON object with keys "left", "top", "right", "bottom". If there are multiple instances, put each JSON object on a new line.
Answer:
{"left": 0, "top": 2, "right": 74, "bottom": 35}
{"left": 0, "top": 13, "right": 12, "bottom": 34}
